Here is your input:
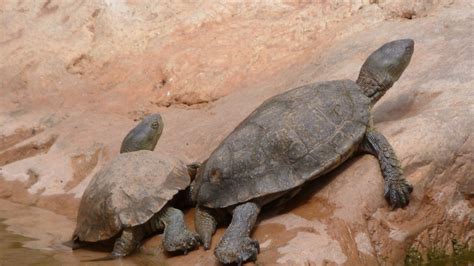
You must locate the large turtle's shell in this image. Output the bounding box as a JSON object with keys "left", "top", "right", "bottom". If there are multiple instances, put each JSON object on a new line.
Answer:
{"left": 193, "top": 80, "right": 370, "bottom": 208}
{"left": 73, "top": 150, "right": 190, "bottom": 242}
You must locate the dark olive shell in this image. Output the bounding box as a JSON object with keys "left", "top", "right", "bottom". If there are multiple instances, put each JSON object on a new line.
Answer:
{"left": 73, "top": 150, "right": 189, "bottom": 242}
{"left": 194, "top": 80, "right": 370, "bottom": 208}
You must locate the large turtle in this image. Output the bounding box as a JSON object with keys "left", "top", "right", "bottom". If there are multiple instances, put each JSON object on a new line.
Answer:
{"left": 72, "top": 113, "right": 199, "bottom": 260}
{"left": 192, "top": 39, "right": 415, "bottom": 264}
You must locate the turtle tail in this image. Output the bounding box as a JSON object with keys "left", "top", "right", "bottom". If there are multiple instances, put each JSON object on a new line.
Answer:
{"left": 63, "top": 238, "right": 88, "bottom": 250}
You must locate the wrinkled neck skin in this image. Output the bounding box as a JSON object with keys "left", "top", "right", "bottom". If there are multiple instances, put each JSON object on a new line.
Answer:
{"left": 356, "top": 69, "right": 394, "bottom": 105}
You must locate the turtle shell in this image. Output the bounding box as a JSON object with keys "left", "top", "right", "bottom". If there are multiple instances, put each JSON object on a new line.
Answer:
{"left": 193, "top": 80, "right": 370, "bottom": 208}
{"left": 73, "top": 150, "right": 190, "bottom": 242}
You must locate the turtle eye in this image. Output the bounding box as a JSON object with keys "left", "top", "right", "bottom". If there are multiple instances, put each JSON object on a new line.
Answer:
{"left": 151, "top": 121, "right": 159, "bottom": 129}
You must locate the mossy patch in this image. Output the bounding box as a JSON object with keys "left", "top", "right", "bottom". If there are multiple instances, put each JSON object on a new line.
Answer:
{"left": 405, "top": 247, "right": 422, "bottom": 265}
{"left": 405, "top": 240, "right": 474, "bottom": 266}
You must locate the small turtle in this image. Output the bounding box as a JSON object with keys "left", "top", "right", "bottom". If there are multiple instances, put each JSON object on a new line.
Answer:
{"left": 72, "top": 114, "right": 199, "bottom": 260}
{"left": 192, "top": 39, "right": 415, "bottom": 264}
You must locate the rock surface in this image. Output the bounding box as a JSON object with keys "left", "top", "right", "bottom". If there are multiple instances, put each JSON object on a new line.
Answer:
{"left": 0, "top": 0, "right": 472, "bottom": 264}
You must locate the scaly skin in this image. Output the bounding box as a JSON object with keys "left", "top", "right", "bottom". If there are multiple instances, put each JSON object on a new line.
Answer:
{"left": 111, "top": 227, "right": 145, "bottom": 258}
{"left": 158, "top": 207, "right": 200, "bottom": 253}
{"left": 359, "top": 129, "right": 413, "bottom": 208}
{"left": 356, "top": 39, "right": 414, "bottom": 208}
{"left": 83, "top": 207, "right": 200, "bottom": 261}
{"left": 195, "top": 206, "right": 218, "bottom": 250}
{"left": 87, "top": 208, "right": 199, "bottom": 261}
{"left": 82, "top": 227, "right": 145, "bottom": 261}
{"left": 214, "top": 202, "right": 261, "bottom": 265}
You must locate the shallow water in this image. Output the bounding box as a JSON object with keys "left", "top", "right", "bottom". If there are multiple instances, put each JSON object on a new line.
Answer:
{"left": 1, "top": 198, "right": 471, "bottom": 265}
{"left": 0, "top": 222, "right": 59, "bottom": 265}
{"left": 0, "top": 199, "right": 165, "bottom": 266}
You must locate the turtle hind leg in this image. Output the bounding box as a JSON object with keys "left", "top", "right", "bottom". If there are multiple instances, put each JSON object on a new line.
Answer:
{"left": 80, "top": 227, "right": 144, "bottom": 262}
{"left": 111, "top": 227, "right": 145, "bottom": 257}
{"left": 214, "top": 202, "right": 261, "bottom": 265}
{"left": 360, "top": 129, "right": 413, "bottom": 208}
{"left": 195, "top": 206, "right": 220, "bottom": 249}
{"left": 158, "top": 207, "right": 200, "bottom": 253}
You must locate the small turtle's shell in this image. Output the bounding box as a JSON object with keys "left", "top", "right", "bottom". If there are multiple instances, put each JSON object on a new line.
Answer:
{"left": 73, "top": 150, "right": 189, "bottom": 242}
{"left": 193, "top": 80, "right": 370, "bottom": 208}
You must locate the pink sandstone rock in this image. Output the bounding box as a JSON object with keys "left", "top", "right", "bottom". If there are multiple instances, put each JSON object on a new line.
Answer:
{"left": 0, "top": 0, "right": 472, "bottom": 264}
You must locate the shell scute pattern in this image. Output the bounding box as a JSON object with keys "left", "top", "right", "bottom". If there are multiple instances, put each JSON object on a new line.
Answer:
{"left": 74, "top": 151, "right": 189, "bottom": 242}
{"left": 196, "top": 80, "right": 370, "bottom": 208}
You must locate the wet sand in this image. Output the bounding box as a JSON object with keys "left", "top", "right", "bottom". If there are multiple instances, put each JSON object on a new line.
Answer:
{"left": 0, "top": 199, "right": 165, "bottom": 266}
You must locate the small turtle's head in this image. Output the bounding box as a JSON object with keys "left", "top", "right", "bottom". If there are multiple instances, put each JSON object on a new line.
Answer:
{"left": 120, "top": 113, "right": 164, "bottom": 153}
{"left": 357, "top": 39, "right": 414, "bottom": 104}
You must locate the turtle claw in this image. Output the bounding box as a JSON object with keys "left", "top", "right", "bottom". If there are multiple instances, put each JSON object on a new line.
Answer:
{"left": 201, "top": 234, "right": 211, "bottom": 250}
{"left": 164, "top": 230, "right": 200, "bottom": 254}
{"left": 215, "top": 237, "right": 260, "bottom": 264}
{"left": 384, "top": 178, "right": 413, "bottom": 208}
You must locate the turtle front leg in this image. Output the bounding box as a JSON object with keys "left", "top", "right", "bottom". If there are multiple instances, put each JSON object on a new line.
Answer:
{"left": 111, "top": 227, "right": 145, "bottom": 258}
{"left": 360, "top": 129, "right": 413, "bottom": 208}
{"left": 158, "top": 207, "right": 200, "bottom": 253}
{"left": 214, "top": 202, "right": 261, "bottom": 265}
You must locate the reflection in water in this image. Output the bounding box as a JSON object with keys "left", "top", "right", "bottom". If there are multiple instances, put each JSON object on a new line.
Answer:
{"left": 0, "top": 221, "right": 58, "bottom": 265}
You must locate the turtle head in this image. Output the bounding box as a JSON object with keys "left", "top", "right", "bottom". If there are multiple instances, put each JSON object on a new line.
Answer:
{"left": 120, "top": 113, "right": 164, "bottom": 153}
{"left": 357, "top": 39, "right": 414, "bottom": 104}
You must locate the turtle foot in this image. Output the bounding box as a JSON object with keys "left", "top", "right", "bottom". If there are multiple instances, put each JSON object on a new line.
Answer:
{"left": 384, "top": 178, "right": 413, "bottom": 208}
{"left": 215, "top": 237, "right": 260, "bottom": 265}
{"left": 163, "top": 229, "right": 200, "bottom": 254}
